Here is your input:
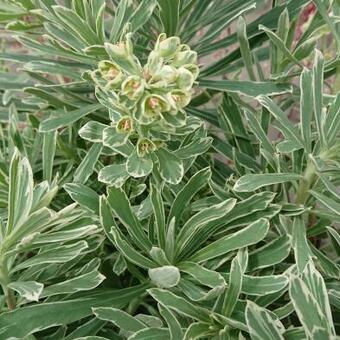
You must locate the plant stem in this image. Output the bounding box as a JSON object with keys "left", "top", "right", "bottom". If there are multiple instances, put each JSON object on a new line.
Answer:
{"left": 0, "top": 260, "right": 16, "bottom": 310}
{"left": 295, "top": 161, "right": 316, "bottom": 205}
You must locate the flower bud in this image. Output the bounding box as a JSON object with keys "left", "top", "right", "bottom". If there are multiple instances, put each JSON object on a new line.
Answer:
{"left": 116, "top": 116, "right": 134, "bottom": 134}
{"left": 172, "top": 47, "right": 198, "bottom": 67}
{"left": 121, "top": 76, "right": 145, "bottom": 100}
{"left": 149, "top": 65, "right": 178, "bottom": 88}
{"left": 168, "top": 90, "right": 191, "bottom": 111}
{"left": 137, "top": 138, "right": 156, "bottom": 157}
{"left": 98, "top": 60, "right": 122, "bottom": 82}
{"left": 176, "top": 67, "right": 195, "bottom": 90}
{"left": 183, "top": 64, "right": 200, "bottom": 80}
{"left": 142, "top": 94, "right": 170, "bottom": 118}
{"left": 156, "top": 33, "right": 180, "bottom": 58}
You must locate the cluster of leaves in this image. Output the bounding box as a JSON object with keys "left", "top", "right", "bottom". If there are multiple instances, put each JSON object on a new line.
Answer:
{"left": 0, "top": 0, "right": 339, "bottom": 339}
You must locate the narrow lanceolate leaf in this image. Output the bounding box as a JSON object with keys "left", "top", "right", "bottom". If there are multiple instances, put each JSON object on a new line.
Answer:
{"left": 41, "top": 270, "right": 105, "bottom": 298}
{"left": 74, "top": 143, "right": 102, "bottom": 184}
{"left": 158, "top": 304, "right": 183, "bottom": 340}
{"left": 189, "top": 218, "right": 269, "bottom": 262}
{"left": 0, "top": 284, "right": 149, "bottom": 339}
{"left": 168, "top": 167, "right": 211, "bottom": 225}
{"left": 40, "top": 103, "right": 102, "bottom": 132}
{"left": 257, "top": 95, "right": 304, "bottom": 149}
{"left": 176, "top": 199, "right": 236, "bottom": 258}
{"left": 8, "top": 281, "right": 44, "bottom": 302}
{"left": 179, "top": 262, "right": 225, "bottom": 289}
{"left": 292, "top": 216, "right": 311, "bottom": 273}
{"left": 309, "top": 190, "right": 340, "bottom": 216}
{"left": 312, "top": 50, "right": 326, "bottom": 148}
{"left": 155, "top": 148, "right": 184, "bottom": 185}
{"left": 129, "top": 328, "right": 170, "bottom": 340}
{"left": 259, "top": 25, "right": 302, "bottom": 68}
{"left": 150, "top": 185, "right": 166, "bottom": 249}
{"left": 93, "top": 307, "right": 146, "bottom": 333}
{"left": 234, "top": 173, "right": 301, "bottom": 192}
{"left": 64, "top": 183, "right": 99, "bottom": 214}
{"left": 248, "top": 235, "right": 291, "bottom": 271}
{"left": 148, "top": 289, "right": 211, "bottom": 323}
{"left": 222, "top": 253, "right": 243, "bottom": 317}
{"left": 199, "top": 79, "right": 292, "bottom": 97}
{"left": 246, "top": 300, "right": 285, "bottom": 340}
{"left": 237, "top": 16, "right": 256, "bottom": 80}
{"left": 300, "top": 68, "right": 313, "bottom": 152}
{"left": 157, "top": 0, "right": 180, "bottom": 35}
{"left": 107, "top": 186, "right": 152, "bottom": 252}
{"left": 289, "top": 262, "right": 335, "bottom": 338}
{"left": 6, "top": 149, "right": 33, "bottom": 233}
{"left": 241, "top": 274, "right": 289, "bottom": 295}
{"left": 42, "top": 130, "right": 57, "bottom": 183}
{"left": 110, "top": 227, "right": 157, "bottom": 269}
{"left": 13, "top": 241, "right": 88, "bottom": 271}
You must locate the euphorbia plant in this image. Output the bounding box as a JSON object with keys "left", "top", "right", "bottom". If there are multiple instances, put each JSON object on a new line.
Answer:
{"left": 0, "top": 0, "right": 339, "bottom": 339}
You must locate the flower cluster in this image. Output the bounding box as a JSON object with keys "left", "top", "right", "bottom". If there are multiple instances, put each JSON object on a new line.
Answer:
{"left": 80, "top": 33, "right": 207, "bottom": 185}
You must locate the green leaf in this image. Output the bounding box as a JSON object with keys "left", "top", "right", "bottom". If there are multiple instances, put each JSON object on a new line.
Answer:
{"left": 93, "top": 307, "right": 146, "bottom": 333}
{"left": 150, "top": 184, "right": 166, "bottom": 249}
{"left": 110, "top": 227, "right": 157, "bottom": 269}
{"left": 300, "top": 68, "right": 313, "bottom": 152}
{"left": 312, "top": 50, "right": 326, "bottom": 148}
{"left": 241, "top": 274, "right": 289, "bottom": 295}
{"left": 79, "top": 121, "right": 107, "bottom": 142}
{"left": 41, "top": 270, "right": 105, "bottom": 298}
{"left": 234, "top": 173, "right": 301, "bottom": 192}
{"left": 148, "top": 288, "right": 210, "bottom": 323}
{"left": 189, "top": 218, "right": 269, "bottom": 262}
{"left": 42, "top": 130, "right": 57, "bottom": 183}
{"left": 289, "top": 263, "right": 334, "bottom": 338}
{"left": 157, "top": 0, "right": 180, "bottom": 35}
{"left": 199, "top": 79, "right": 292, "bottom": 97}
{"left": 6, "top": 149, "right": 33, "bottom": 233}
{"left": 0, "top": 284, "right": 149, "bottom": 338}
{"left": 179, "top": 262, "right": 225, "bottom": 289}
{"left": 246, "top": 300, "right": 285, "bottom": 340}
{"left": 40, "top": 103, "right": 102, "bottom": 132}
{"left": 158, "top": 304, "right": 183, "bottom": 340}
{"left": 64, "top": 183, "right": 99, "bottom": 214}
{"left": 309, "top": 190, "right": 340, "bottom": 216}
{"left": 155, "top": 148, "right": 184, "bottom": 185}
{"left": 126, "top": 150, "right": 153, "bottom": 178}
{"left": 13, "top": 241, "right": 88, "bottom": 272}
{"left": 292, "top": 217, "right": 311, "bottom": 273}
{"left": 257, "top": 95, "right": 304, "bottom": 149}
{"left": 237, "top": 16, "right": 256, "bottom": 80}
{"left": 176, "top": 199, "right": 236, "bottom": 259}
{"left": 98, "top": 163, "right": 129, "bottom": 186}
{"left": 259, "top": 24, "right": 302, "bottom": 68}
{"left": 221, "top": 249, "right": 245, "bottom": 317}
{"left": 107, "top": 186, "right": 152, "bottom": 252}
{"left": 8, "top": 281, "right": 44, "bottom": 302}
{"left": 168, "top": 167, "right": 211, "bottom": 225}
{"left": 74, "top": 143, "right": 102, "bottom": 184}
{"left": 129, "top": 328, "right": 170, "bottom": 340}
{"left": 248, "top": 235, "right": 291, "bottom": 271}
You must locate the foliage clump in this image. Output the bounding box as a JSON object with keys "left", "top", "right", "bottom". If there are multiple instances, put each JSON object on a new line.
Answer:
{"left": 0, "top": 0, "right": 339, "bottom": 339}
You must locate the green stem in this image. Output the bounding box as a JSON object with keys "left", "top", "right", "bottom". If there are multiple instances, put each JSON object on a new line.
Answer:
{"left": 295, "top": 161, "right": 316, "bottom": 205}
{"left": 0, "top": 260, "right": 16, "bottom": 310}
